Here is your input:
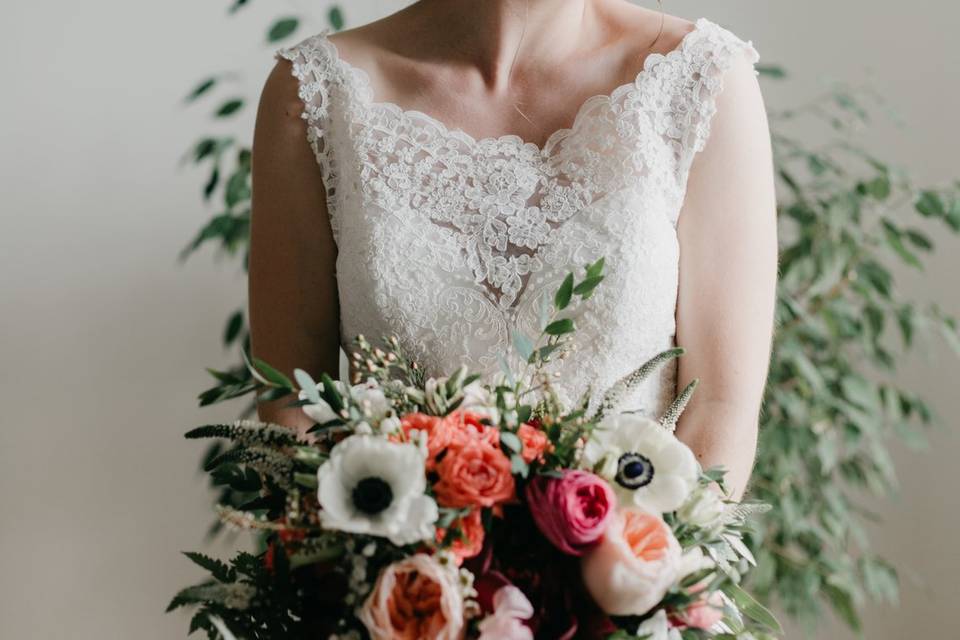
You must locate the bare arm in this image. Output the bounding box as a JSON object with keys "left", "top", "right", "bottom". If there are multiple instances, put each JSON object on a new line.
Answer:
{"left": 674, "top": 54, "right": 778, "bottom": 500}
{"left": 248, "top": 59, "right": 341, "bottom": 431}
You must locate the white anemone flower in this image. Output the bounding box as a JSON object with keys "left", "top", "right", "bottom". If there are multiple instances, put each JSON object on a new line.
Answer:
{"left": 316, "top": 435, "right": 438, "bottom": 546}
{"left": 582, "top": 413, "right": 698, "bottom": 514}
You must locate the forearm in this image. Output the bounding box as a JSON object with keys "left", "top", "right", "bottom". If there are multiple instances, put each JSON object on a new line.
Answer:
{"left": 675, "top": 398, "right": 759, "bottom": 501}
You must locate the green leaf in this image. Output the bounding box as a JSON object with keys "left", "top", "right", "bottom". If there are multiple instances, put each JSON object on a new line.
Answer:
{"left": 193, "top": 138, "right": 218, "bottom": 163}
{"left": 267, "top": 17, "right": 299, "bottom": 43}
{"left": 182, "top": 551, "right": 234, "bottom": 583}
{"left": 881, "top": 219, "right": 921, "bottom": 268}
{"left": 573, "top": 275, "right": 604, "bottom": 299}
{"left": 915, "top": 190, "right": 946, "bottom": 217}
{"left": 554, "top": 273, "right": 574, "bottom": 310}
{"left": 585, "top": 256, "right": 605, "bottom": 279}
{"left": 757, "top": 64, "right": 787, "bottom": 79}
{"left": 723, "top": 582, "right": 783, "bottom": 634}
{"left": 510, "top": 454, "right": 530, "bottom": 477}
{"left": 225, "top": 170, "right": 250, "bottom": 208}
{"left": 511, "top": 329, "right": 534, "bottom": 361}
{"left": 215, "top": 98, "right": 244, "bottom": 118}
{"left": 904, "top": 228, "right": 933, "bottom": 250}
{"left": 223, "top": 310, "right": 244, "bottom": 346}
{"left": 252, "top": 357, "right": 293, "bottom": 389}
{"left": 544, "top": 318, "right": 575, "bottom": 335}
{"left": 865, "top": 175, "right": 891, "bottom": 200}
{"left": 328, "top": 6, "right": 345, "bottom": 31}
{"left": 500, "top": 431, "right": 523, "bottom": 454}
{"left": 516, "top": 404, "right": 532, "bottom": 425}
{"left": 824, "top": 584, "right": 861, "bottom": 632}
{"left": 185, "top": 77, "right": 216, "bottom": 102}
{"left": 319, "top": 372, "right": 345, "bottom": 412}
{"left": 294, "top": 369, "right": 320, "bottom": 403}
{"left": 203, "top": 165, "right": 219, "bottom": 200}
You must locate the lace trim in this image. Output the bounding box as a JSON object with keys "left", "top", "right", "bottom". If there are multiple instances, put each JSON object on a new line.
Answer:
{"left": 674, "top": 25, "right": 761, "bottom": 196}
{"left": 274, "top": 17, "right": 759, "bottom": 284}
{"left": 312, "top": 17, "right": 736, "bottom": 157}
{"left": 274, "top": 40, "right": 344, "bottom": 243}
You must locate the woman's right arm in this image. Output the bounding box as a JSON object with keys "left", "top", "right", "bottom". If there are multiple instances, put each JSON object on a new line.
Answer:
{"left": 248, "top": 58, "right": 341, "bottom": 431}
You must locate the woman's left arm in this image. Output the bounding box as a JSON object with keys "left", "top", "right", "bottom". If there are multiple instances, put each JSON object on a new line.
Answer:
{"left": 674, "top": 53, "right": 778, "bottom": 501}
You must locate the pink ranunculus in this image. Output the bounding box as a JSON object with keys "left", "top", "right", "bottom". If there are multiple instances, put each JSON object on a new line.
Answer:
{"left": 357, "top": 554, "right": 465, "bottom": 640}
{"left": 526, "top": 470, "right": 616, "bottom": 556}
{"left": 477, "top": 585, "right": 534, "bottom": 640}
{"left": 581, "top": 507, "right": 683, "bottom": 616}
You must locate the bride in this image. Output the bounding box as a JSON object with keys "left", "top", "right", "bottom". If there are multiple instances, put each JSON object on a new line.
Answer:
{"left": 248, "top": 0, "right": 777, "bottom": 502}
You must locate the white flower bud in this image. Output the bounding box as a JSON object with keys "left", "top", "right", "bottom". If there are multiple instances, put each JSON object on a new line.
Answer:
{"left": 678, "top": 487, "right": 725, "bottom": 529}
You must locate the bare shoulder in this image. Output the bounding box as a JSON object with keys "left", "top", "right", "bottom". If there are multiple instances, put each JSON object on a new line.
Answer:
{"left": 601, "top": 1, "right": 697, "bottom": 57}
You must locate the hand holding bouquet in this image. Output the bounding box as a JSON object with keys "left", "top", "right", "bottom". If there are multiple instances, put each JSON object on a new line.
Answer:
{"left": 171, "top": 259, "right": 780, "bottom": 640}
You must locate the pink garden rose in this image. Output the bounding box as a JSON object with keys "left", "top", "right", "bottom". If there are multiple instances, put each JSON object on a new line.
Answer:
{"left": 358, "top": 554, "right": 465, "bottom": 640}
{"left": 477, "top": 585, "right": 534, "bottom": 640}
{"left": 581, "top": 507, "right": 682, "bottom": 616}
{"left": 674, "top": 581, "right": 724, "bottom": 630}
{"left": 526, "top": 470, "right": 616, "bottom": 556}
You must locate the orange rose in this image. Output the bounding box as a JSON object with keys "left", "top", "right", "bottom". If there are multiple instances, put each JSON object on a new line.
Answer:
{"left": 433, "top": 438, "right": 516, "bottom": 508}
{"left": 436, "top": 508, "right": 485, "bottom": 564}
{"left": 517, "top": 421, "right": 551, "bottom": 463}
{"left": 358, "top": 554, "right": 464, "bottom": 640}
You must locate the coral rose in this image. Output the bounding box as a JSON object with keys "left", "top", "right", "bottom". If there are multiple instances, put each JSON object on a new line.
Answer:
{"left": 445, "top": 409, "right": 499, "bottom": 447}
{"left": 399, "top": 413, "right": 452, "bottom": 470}
{"left": 358, "top": 553, "right": 465, "bottom": 640}
{"left": 581, "top": 507, "right": 682, "bottom": 616}
{"left": 436, "top": 508, "right": 485, "bottom": 564}
{"left": 526, "top": 471, "right": 615, "bottom": 556}
{"left": 517, "top": 421, "right": 550, "bottom": 463}
{"left": 433, "top": 438, "right": 516, "bottom": 508}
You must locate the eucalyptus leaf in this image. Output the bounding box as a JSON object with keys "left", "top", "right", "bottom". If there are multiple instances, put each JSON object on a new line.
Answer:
{"left": 267, "top": 17, "right": 299, "bottom": 43}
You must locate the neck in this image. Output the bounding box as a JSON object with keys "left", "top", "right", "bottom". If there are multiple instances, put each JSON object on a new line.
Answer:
{"left": 412, "top": 0, "right": 593, "bottom": 90}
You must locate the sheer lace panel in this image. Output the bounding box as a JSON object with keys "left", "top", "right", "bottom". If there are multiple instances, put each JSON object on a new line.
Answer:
{"left": 274, "top": 18, "right": 760, "bottom": 417}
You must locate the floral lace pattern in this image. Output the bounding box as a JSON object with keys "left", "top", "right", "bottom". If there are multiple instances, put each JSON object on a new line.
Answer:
{"left": 274, "top": 18, "right": 760, "bottom": 417}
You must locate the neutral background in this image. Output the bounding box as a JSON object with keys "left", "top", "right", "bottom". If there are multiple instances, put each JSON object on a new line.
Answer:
{"left": 1, "top": 1, "right": 957, "bottom": 638}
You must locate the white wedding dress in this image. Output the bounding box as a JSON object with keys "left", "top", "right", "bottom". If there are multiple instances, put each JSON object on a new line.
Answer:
{"left": 275, "top": 18, "right": 759, "bottom": 419}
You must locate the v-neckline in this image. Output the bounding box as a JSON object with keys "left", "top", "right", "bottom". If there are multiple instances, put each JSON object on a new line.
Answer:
{"left": 315, "top": 18, "right": 712, "bottom": 156}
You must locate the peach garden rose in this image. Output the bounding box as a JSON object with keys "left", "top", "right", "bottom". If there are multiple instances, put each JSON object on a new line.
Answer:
{"left": 581, "top": 506, "right": 682, "bottom": 616}
{"left": 358, "top": 553, "right": 465, "bottom": 640}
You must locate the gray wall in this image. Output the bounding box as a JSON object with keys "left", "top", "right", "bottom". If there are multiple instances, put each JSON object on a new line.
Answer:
{"left": 1, "top": 1, "right": 956, "bottom": 638}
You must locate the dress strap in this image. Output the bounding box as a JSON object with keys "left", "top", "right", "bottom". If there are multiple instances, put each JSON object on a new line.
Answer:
{"left": 671, "top": 19, "right": 761, "bottom": 192}
{"left": 273, "top": 30, "right": 345, "bottom": 243}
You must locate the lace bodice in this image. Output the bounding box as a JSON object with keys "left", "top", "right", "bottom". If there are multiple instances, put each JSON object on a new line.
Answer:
{"left": 275, "top": 17, "right": 759, "bottom": 417}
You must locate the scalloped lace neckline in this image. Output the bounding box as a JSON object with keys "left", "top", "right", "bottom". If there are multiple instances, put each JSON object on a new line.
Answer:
{"left": 316, "top": 17, "right": 714, "bottom": 156}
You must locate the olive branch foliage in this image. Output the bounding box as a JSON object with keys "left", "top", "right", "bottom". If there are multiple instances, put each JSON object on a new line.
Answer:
{"left": 178, "top": 1, "right": 960, "bottom": 634}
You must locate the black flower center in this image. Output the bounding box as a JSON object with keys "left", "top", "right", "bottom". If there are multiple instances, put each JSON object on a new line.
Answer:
{"left": 615, "top": 452, "right": 655, "bottom": 490}
{"left": 352, "top": 477, "right": 394, "bottom": 515}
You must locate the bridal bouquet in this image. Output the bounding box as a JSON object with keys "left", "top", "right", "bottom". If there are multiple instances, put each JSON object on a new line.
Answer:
{"left": 170, "top": 259, "right": 780, "bottom": 640}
